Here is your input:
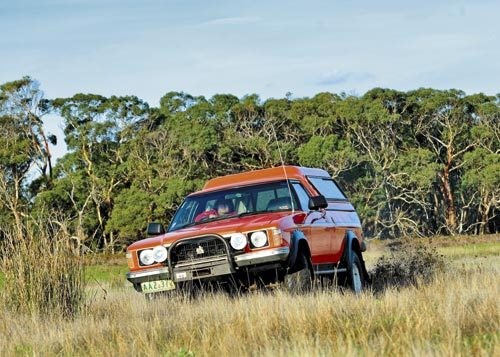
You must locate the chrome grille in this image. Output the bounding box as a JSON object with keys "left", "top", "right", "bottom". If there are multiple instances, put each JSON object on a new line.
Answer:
{"left": 171, "top": 236, "right": 227, "bottom": 264}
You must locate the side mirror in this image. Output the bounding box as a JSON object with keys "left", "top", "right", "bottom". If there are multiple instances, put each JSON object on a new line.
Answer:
{"left": 308, "top": 195, "right": 328, "bottom": 210}
{"left": 146, "top": 222, "right": 165, "bottom": 236}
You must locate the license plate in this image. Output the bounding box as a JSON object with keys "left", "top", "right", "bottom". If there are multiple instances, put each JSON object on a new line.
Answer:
{"left": 141, "top": 279, "right": 175, "bottom": 294}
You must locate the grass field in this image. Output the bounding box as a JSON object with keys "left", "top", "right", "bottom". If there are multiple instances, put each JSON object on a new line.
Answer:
{"left": 1, "top": 235, "right": 499, "bottom": 356}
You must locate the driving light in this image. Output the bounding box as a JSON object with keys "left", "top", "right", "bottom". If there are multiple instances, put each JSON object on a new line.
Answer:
{"left": 230, "top": 233, "right": 247, "bottom": 250}
{"left": 250, "top": 231, "right": 268, "bottom": 248}
{"left": 152, "top": 246, "right": 168, "bottom": 262}
{"left": 139, "top": 249, "right": 155, "bottom": 265}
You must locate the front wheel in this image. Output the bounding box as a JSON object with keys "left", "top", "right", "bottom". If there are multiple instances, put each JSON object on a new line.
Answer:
{"left": 284, "top": 252, "right": 313, "bottom": 293}
{"left": 347, "top": 252, "right": 365, "bottom": 294}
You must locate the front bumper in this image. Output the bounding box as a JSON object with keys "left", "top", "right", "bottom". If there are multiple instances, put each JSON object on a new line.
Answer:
{"left": 127, "top": 246, "right": 290, "bottom": 289}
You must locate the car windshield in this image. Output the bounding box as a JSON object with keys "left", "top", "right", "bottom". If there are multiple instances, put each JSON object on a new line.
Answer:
{"left": 168, "top": 180, "right": 299, "bottom": 232}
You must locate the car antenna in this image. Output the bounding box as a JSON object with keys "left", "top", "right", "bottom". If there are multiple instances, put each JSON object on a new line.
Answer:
{"left": 270, "top": 123, "right": 295, "bottom": 213}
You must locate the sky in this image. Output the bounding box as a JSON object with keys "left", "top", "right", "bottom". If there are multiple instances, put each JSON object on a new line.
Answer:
{"left": 1, "top": 0, "right": 499, "bottom": 159}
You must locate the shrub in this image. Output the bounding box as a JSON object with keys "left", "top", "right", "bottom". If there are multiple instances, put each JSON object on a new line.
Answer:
{"left": 370, "top": 240, "right": 446, "bottom": 292}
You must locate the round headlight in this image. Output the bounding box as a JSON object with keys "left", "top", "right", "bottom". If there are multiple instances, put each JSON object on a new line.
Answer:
{"left": 250, "top": 231, "right": 268, "bottom": 248}
{"left": 230, "top": 233, "right": 247, "bottom": 250}
{"left": 139, "top": 249, "right": 155, "bottom": 265}
{"left": 152, "top": 246, "right": 168, "bottom": 262}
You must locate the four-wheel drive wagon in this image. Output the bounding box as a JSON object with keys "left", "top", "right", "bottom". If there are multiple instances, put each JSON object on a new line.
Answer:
{"left": 126, "top": 166, "right": 368, "bottom": 294}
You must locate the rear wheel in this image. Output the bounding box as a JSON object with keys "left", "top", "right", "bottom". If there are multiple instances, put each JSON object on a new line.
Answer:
{"left": 348, "top": 252, "right": 365, "bottom": 294}
{"left": 284, "top": 252, "right": 313, "bottom": 293}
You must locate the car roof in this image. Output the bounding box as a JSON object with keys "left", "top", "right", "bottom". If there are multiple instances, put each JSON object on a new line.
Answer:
{"left": 192, "top": 166, "right": 330, "bottom": 195}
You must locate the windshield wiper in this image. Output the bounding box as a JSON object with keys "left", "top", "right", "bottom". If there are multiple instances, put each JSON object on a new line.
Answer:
{"left": 185, "top": 215, "right": 231, "bottom": 227}
{"left": 175, "top": 221, "right": 200, "bottom": 230}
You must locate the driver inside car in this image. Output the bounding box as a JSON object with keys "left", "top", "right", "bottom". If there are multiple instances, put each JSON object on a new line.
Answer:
{"left": 194, "top": 199, "right": 235, "bottom": 222}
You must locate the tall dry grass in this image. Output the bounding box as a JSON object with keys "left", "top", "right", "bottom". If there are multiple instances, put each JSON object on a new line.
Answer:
{"left": 0, "top": 252, "right": 498, "bottom": 356}
{"left": 0, "top": 220, "right": 85, "bottom": 318}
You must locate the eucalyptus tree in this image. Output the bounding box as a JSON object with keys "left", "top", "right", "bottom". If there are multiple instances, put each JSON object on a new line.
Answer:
{"left": 460, "top": 94, "right": 500, "bottom": 234}
{"left": 404, "top": 89, "right": 497, "bottom": 234}
{"left": 48, "top": 94, "right": 149, "bottom": 250}
{"left": 106, "top": 93, "right": 218, "bottom": 245}
{"left": 208, "top": 93, "right": 240, "bottom": 174}
{"left": 0, "top": 77, "right": 54, "bottom": 238}
{"left": 294, "top": 92, "right": 358, "bottom": 178}
{"left": 220, "top": 94, "right": 267, "bottom": 170}
{"left": 327, "top": 90, "right": 407, "bottom": 238}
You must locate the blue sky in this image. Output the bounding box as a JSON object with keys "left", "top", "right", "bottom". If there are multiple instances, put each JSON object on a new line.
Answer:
{"left": 1, "top": 0, "right": 499, "bottom": 159}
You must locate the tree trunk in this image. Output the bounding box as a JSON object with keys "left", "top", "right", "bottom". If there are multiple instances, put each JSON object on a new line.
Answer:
{"left": 479, "top": 192, "right": 492, "bottom": 235}
{"left": 440, "top": 164, "right": 457, "bottom": 234}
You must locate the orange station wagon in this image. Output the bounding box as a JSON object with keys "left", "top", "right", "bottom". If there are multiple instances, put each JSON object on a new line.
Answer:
{"left": 126, "top": 166, "right": 368, "bottom": 295}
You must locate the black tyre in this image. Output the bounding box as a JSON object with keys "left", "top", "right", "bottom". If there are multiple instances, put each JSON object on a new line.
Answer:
{"left": 284, "top": 252, "right": 313, "bottom": 293}
{"left": 347, "top": 252, "right": 365, "bottom": 294}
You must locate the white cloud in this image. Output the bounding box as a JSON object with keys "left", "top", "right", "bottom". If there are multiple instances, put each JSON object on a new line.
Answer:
{"left": 201, "top": 16, "right": 261, "bottom": 26}
{"left": 316, "top": 71, "right": 375, "bottom": 86}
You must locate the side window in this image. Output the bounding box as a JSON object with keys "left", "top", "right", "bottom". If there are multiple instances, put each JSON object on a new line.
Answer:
{"left": 308, "top": 177, "right": 346, "bottom": 200}
{"left": 292, "top": 183, "right": 311, "bottom": 211}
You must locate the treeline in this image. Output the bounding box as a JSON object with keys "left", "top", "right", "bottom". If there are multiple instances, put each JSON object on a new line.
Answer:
{"left": 0, "top": 77, "right": 498, "bottom": 251}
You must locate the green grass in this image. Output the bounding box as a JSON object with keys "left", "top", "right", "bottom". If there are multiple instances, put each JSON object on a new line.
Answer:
{"left": 0, "top": 264, "right": 128, "bottom": 283}
{"left": 363, "top": 234, "right": 499, "bottom": 268}
{"left": 85, "top": 264, "right": 129, "bottom": 290}
{"left": 438, "top": 242, "right": 500, "bottom": 259}
{"left": 86, "top": 264, "right": 128, "bottom": 282}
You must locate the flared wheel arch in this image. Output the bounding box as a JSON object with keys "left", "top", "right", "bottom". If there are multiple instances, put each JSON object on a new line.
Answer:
{"left": 341, "top": 231, "right": 370, "bottom": 285}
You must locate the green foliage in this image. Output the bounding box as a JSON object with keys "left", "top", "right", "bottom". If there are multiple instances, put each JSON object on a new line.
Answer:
{"left": 105, "top": 187, "right": 152, "bottom": 242}
{"left": 391, "top": 148, "right": 439, "bottom": 189}
{"left": 298, "top": 135, "right": 357, "bottom": 177}
{"left": 462, "top": 149, "right": 500, "bottom": 191}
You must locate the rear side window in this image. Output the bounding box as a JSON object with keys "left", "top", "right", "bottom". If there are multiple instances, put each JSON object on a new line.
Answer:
{"left": 308, "top": 177, "right": 346, "bottom": 200}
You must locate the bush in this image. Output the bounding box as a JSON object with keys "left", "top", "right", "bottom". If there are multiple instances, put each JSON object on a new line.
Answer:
{"left": 0, "top": 221, "right": 85, "bottom": 318}
{"left": 370, "top": 240, "right": 446, "bottom": 292}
